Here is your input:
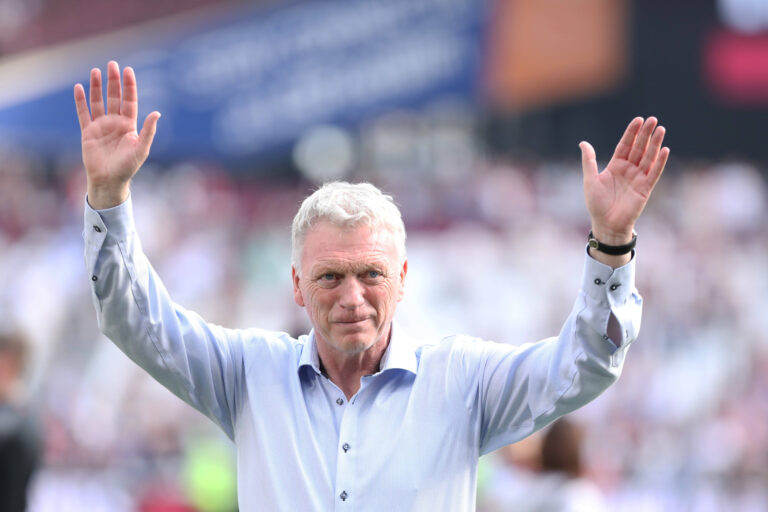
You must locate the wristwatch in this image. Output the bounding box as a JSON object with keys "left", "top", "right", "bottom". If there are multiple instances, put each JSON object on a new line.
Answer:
{"left": 588, "top": 231, "right": 637, "bottom": 255}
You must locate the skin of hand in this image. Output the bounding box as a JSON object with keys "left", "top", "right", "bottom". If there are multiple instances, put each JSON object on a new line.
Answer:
{"left": 74, "top": 60, "right": 161, "bottom": 210}
{"left": 579, "top": 117, "right": 670, "bottom": 268}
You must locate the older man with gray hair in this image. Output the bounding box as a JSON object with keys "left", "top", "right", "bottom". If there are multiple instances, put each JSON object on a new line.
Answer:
{"left": 75, "top": 62, "right": 668, "bottom": 511}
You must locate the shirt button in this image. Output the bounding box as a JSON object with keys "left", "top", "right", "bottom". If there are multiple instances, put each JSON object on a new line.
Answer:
{"left": 336, "top": 398, "right": 344, "bottom": 406}
{"left": 342, "top": 443, "right": 350, "bottom": 453}
{"left": 93, "top": 225, "right": 102, "bottom": 233}
{"left": 91, "top": 275, "right": 98, "bottom": 282}
{"left": 609, "top": 283, "right": 620, "bottom": 291}
{"left": 340, "top": 491, "right": 348, "bottom": 501}
{"left": 594, "top": 278, "right": 603, "bottom": 285}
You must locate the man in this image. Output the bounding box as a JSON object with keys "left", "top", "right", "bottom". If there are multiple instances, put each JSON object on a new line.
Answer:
{"left": 0, "top": 330, "right": 41, "bottom": 511}
{"left": 75, "top": 61, "right": 668, "bottom": 510}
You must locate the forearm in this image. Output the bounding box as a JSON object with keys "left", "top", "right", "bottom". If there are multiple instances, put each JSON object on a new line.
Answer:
{"left": 477, "top": 252, "right": 641, "bottom": 452}
{"left": 83, "top": 197, "right": 239, "bottom": 437}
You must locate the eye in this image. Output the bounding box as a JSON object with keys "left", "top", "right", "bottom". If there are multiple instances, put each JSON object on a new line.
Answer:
{"left": 321, "top": 273, "right": 336, "bottom": 281}
{"left": 366, "top": 270, "right": 382, "bottom": 279}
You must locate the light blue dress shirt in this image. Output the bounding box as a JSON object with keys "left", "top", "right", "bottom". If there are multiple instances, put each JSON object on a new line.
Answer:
{"left": 83, "top": 196, "right": 641, "bottom": 511}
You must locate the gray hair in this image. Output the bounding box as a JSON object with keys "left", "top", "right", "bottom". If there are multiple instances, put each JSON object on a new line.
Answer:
{"left": 291, "top": 182, "right": 406, "bottom": 268}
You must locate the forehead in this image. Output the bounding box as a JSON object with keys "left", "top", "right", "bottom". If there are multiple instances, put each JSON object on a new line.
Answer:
{"left": 301, "top": 221, "right": 399, "bottom": 271}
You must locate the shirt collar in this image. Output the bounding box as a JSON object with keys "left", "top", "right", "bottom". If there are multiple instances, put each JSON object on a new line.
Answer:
{"left": 297, "top": 322, "right": 418, "bottom": 376}
{"left": 378, "top": 322, "right": 418, "bottom": 375}
{"left": 298, "top": 330, "right": 322, "bottom": 375}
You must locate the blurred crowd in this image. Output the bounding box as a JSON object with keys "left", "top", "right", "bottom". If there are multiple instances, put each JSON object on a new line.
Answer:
{"left": 1, "top": 132, "right": 767, "bottom": 510}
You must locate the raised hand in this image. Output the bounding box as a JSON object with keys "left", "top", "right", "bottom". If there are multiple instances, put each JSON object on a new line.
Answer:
{"left": 580, "top": 117, "right": 669, "bottom": 251}
{"left": 74, "top": 61, "right": 160, "bottom": 209}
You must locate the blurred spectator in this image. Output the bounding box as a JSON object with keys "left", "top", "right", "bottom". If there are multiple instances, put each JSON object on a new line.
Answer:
{"left": 481, "top": 418, "right": 608, "bottom": 512}
{"left": 0, "top": 329, "right": 41, "bottom": 511}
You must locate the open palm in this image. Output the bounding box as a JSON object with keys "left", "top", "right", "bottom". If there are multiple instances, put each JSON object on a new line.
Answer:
{"left": 580, "top": 117, "right": 669, "bottom": 244}
{"left": 74, "top": 61, "right": 160, "bottom": 209}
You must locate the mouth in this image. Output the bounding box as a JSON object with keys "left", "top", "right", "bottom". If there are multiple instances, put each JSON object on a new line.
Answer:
{"left": 334, "top": 317, "right": 371, "bottom": 325}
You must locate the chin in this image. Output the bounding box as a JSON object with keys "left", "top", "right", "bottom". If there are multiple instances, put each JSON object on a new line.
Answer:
{"left": 332, "top": 331, "right": 379, "bottom": 354}
{"left": 336, "top": 338, "right": 376, "bottom": 355}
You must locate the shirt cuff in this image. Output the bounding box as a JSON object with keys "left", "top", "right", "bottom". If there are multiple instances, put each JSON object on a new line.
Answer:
{"left": 580, "top": 246, "right": 640, "bottom": 350}
{"left": 581, "top": 246, "right": 635, "bottom": 306}
{"left": 83, "top": 194, "right": 136, "bottom": 242}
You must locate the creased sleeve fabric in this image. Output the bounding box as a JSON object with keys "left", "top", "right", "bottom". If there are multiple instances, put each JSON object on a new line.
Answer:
{"left": 83, "top": 196, "right": 244, "bottom": 440}
{"left": 452, "top": 251, "right": 642, "bottom": 455}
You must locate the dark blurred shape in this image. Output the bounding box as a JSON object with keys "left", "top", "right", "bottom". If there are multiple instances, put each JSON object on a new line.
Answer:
{"left": 540, "top": 417, "right": 584, "bottom": 479}
{"left": 485, "top": 0, "right": 768, "bottom": 163}
{"left": 0, "top": 329, "right": 41, "bottom": 512}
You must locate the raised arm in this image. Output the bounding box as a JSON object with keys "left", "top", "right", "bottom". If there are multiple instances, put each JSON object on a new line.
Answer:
{"left": 579, "top": 117, "right": 669, "bottom": 268}
{"left": 77, "top": 63, "right": 245, "bottom": 439}
{"left": 74, "top": 60, "right": 161, "bottom": 209}
{"left": 470, "top": 119, "right": 669, "bottom": 451}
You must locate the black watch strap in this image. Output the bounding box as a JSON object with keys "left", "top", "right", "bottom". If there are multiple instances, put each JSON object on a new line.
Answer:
{"left": 588, "top": 231, "right": 637, "bottom": 255}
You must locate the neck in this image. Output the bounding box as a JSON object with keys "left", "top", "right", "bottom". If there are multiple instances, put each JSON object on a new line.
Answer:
{"left": 316, "top": 327, "right": 391, "bottom": 399}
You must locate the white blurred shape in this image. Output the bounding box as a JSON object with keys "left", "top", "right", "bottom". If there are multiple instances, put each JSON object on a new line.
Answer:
{"left": 293, "top": 125, "right": 354, "bottom": 183}
{"left": 717, "top": 0, "right": 768, "bottom": 33}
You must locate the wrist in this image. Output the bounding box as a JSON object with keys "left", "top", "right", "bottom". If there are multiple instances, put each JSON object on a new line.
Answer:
{"left": 588, "top": 230, "right": 637, "bottom": 256}
{"left": 87, "top": 182, "right": 130, "bottom": 210}
{"left": 589, "top": 225, "right": 634, "bottom": 246}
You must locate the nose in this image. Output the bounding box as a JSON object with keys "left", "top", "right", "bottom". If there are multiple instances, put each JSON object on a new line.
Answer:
{"left": 338, "top": 277, "right": 365, "bottom": 309}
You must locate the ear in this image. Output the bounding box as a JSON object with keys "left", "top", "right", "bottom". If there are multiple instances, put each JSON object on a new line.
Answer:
{"left": 397, "top": 259, "right": 408, "bottom": 302}
{"left": 292, "top": 266, "right": 305, "bottom": 307}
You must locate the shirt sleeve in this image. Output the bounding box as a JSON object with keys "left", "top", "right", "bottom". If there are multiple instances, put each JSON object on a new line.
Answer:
{"left": 463, "top": 249, "right": 642, "bottom": 455}
{"left": 83, "top": 196, "right": 244, "bottom": 440}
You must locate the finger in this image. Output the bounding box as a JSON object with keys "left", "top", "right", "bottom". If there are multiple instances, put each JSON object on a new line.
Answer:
{"left": 122, "top": 66, "right": 138, "bottom": 122}
{"left": 646, "top": 146, "right": 670, "bottom": 192}
{"left": 106, "top": 60, "right": 122, "bottom": 115}
{"left": 638, "top": 125, "right": 665, "bottom": 174}
{"left": 579, "top": 141, "right": 598, "bottom": 185}
{"left": 627, "top": 116, "right": 658, "bottom": 166}
{"left": 74, "top": 83, "right": 91, "bottom": 131}
{"left": 137, "top": 111, "right": 161, "bottom": 159}
{"left": 89, "top": 68, "right": 105, "bottom": 118}
{"left": 613, "top": 117, "right": 643, "bottom": 161}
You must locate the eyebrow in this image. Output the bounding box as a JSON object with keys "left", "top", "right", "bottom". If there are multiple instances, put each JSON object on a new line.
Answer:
{"left": 310, "top": 261, "right": 389, "bottom": 277}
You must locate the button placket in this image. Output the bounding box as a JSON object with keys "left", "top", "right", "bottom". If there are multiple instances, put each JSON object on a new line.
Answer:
{"left": 333, "top": 389, "right": 360, "bottom": 510}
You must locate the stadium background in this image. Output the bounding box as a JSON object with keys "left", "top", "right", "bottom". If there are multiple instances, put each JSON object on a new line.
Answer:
{"left": 0, "top": 0, "right": 766, "bottom": 510}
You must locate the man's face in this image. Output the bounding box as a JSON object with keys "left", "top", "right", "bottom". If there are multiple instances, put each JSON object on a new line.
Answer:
{"left": 292, "top": 221, "right": 407, "bottom": 355}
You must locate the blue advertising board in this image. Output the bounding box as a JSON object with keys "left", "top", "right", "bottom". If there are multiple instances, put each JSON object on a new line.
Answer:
{"left": 0, "top": 0, "right": 487, "bottom": 163}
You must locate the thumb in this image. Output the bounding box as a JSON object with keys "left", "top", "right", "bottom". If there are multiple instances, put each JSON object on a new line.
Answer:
{"left": 137, "top": 111, "right": 161, "bottom": 158}
{"left": 579, "top": 141, "right": 598, "bottom": 184}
